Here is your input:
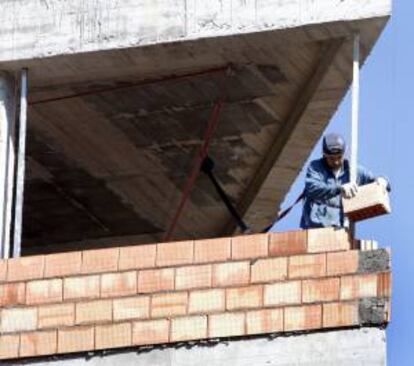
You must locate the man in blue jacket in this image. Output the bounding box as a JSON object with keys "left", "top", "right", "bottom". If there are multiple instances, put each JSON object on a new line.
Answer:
{"left": 300, "top": 133, "right": 389, "bottom": 229}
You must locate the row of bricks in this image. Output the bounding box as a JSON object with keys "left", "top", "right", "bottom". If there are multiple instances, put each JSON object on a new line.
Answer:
{"left": 0, "top": 301, "right": 379, "bottom": 360}
{"left": 0, "top": 228, "right": 351, "bottom": 283}
{"left": 0, "top": 250, "right": 370, "bottom": 308}
{"left": 0, "top": 272, "right": 391, "bottom": 334}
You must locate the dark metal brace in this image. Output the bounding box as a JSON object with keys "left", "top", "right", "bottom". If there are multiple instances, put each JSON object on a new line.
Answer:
{"left": 201, "top": 156, "right": 250, "bottom": 233}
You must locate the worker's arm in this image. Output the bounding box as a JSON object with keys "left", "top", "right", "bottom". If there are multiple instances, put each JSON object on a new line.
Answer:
{"left": 358, "top": 166, "right": 391, "bottom": 192}
{"left": 304, "top": 163, "right": 341, "bottom": 200}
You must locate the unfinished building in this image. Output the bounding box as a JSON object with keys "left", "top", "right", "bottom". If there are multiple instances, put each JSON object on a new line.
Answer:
{"left": 0, "top": 0, "right": 392, "bottom": 365}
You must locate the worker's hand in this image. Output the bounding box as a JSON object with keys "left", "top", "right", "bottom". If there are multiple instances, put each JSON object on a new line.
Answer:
{"left": 341, "top": 182, "right": 358, "bottom": 199}
{"left": 376, "top": 177, "right": 388, "bottom": 189}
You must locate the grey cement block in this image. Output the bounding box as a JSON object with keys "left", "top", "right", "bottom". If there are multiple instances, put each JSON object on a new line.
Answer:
{"left": 359, "top": 298, "right": 389, "bottom": 326}
{"left": 6, "top": 328, "right": 386, "bottom": 366}
{"left": 359, "top": 249, "right": 390, "bottom": 273}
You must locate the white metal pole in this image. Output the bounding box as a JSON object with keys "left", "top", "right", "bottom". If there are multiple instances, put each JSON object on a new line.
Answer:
{"left": 13, "top": 69, "right": 28, "bottom": 258}
{"left": 350, "top": 34, "right": 360, "bottom": 184}
{"left": 0, "top": 72, "right": 16, "bottom": 259}
{"left": 0, "top": 74, "right": 9, "bottom": 259}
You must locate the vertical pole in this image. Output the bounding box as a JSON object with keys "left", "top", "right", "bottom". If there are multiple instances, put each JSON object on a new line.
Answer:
{"left": 350, "top": 34, "right": 360, "bottom": 184}
{"left": 13, "top": 69, "right": 28, "bottom": 258}
{"left": 0, "top": 72, "right": 16, "bottom": 259}
{"left": 349, "top": 34, "right": 360, "bottom": 240}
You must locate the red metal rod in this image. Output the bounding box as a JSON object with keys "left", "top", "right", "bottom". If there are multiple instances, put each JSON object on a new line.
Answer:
{"left": 163, "top": 99, "right": 225, "bottom": 242}
{"left": 163, "top": 67, "right": 230, "bottom": 241}
{"left": 29, "top": 65, "right": 229, "bottom": 106}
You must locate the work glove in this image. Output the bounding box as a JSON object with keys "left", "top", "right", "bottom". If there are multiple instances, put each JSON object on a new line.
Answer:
{"left": 341, "top": 182, "right": 358, "bottom": 199}
{"left": 376, "top": 177, "right": 388, "bottom": 189}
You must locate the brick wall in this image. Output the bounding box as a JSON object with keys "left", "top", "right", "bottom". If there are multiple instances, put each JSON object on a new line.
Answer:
{"left": 0, "top": 228, "right": 391, "bottom": 361}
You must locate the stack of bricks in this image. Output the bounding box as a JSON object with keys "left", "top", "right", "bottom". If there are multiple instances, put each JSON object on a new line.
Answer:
{"left": 0, "top": 227, "right": 391, "bottom": 361}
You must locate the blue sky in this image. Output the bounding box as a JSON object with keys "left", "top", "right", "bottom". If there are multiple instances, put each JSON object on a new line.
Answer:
{"left": 271, "top": 1, "right": 413, "bottom": 364}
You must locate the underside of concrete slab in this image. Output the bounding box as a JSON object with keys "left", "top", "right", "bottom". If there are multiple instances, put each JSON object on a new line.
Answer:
{"left": 6, "top": 327, "right": 386, "bottom": 366}
{"left": 0, "top": 0, "right": 391, "bottom": 253}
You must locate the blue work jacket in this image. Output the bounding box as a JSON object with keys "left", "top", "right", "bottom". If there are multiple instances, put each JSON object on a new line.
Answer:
{"left": 300, "top": 158, "right": 381, "bottom": 229}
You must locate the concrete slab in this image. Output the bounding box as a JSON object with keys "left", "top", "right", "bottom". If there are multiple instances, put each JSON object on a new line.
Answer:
{"left": 7, "top": 328, "right": 386, "bottom": 366}
{"left": 0, "top": 0, "right": 391, "bottom": 62}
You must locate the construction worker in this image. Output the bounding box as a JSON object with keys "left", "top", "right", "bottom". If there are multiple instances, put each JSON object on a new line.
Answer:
{"left": 300, "top": 133, "right": 390, "bottom": 229}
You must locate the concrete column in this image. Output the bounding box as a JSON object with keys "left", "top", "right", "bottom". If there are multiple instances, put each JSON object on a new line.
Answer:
{"left": 0, "top": 71, "right": 16, "bottom": 259}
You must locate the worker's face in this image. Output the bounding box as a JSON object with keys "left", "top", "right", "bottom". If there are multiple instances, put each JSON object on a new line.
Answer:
{"left": 324, "top": 153, "right": 344, "bottom": 171}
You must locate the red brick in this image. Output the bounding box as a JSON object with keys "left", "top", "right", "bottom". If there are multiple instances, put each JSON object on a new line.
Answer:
{"left": 284, "top": 305, "right": 322, "bottom": 331}
{"left": 171, "top": 315, "right": 207, "bottom": 342}
{"left": 76, "top": 300, "right": 112, "bottom": 324}
{"left": 289, "top": 254, "right": 326, "bottom": 279}
{"left": 26, "top": 279, "right": 62, "bottom": 305}
{"left": 0, "top": 282, "right": 25, "bottom": 306}
{"left": 208, "top": 312, "right": 245, "bottom": 338}
{"left": 1, "top": 307, "right": 37, "bottom": 333}
{"left": 0, "top": 334, "right": 19, "bottom": 359}
{"left": 327, "top": 251, "right": 359, "bottom": 276}
{"left": 113, "top": 296, "right": 150, "bottom": 321}
{"left": 231, "top": 234, "right": 268, "bottom": 260}
{"left": 343, "top": 182, "right": 391, "bottom": 221}
{"left": 246, "top": 308, "right": 283, "bottom": 335}
{"left": 175, "top": 264, "right": 212, "bottom": 290}
{"left": 64, "top": 275, "right": 100, "bottom": 301}
{"left": 81, "top": 247, "right": 119, "bottom": 274}
{"left": 307, "top": 228, "right": 351, "bottom": 253}
{"left": 138, "top": 268, "right": 174, "bottom": 293}
{"left": 20, "top": 330, "right": 57, "bottom": 357}
{"left": 58, "top": 326, "right": 94, "bottom": 354}
{"left": 119, "top": 244, "right": 156, "bottom": 270}
{"left": 212, "top": 261, "right": 249, "bottom": 287}
{"left": 0, "top": 260, "right": 7, "bottom": 282}
{"left": 302, "top": 278, "right": 340, "bottom": 303}
{"left": 226, "top": 285, "right": 263, "bottom": 310}
{"left": 194, "top": 237, "right": 231, "bottom": 264}
{"left": 38, "top": 303, "right": 75, "bottom": 328}
{"left": 378, "top": 272, "right": 392, "bottom": 297}
{"left": 323, "top": 302, "right": 359, "bottom": 328}
{"left": 156, "top": 240, "right": 193, "bottom": 267}
{"left": 269, "top": 230, "right": 307, "bottom": 257}
{"left": 133, "top": 319, "right": 170, "bottom": 345}
{"left": 151, "top": 292, "right": 188, "bottom": 318}
{"left": 340, "top": 274, "right": 378, "bottom": 300}
{"left": 264, "top": 281, "right": 301, "bottom": 306}
{"left": 44, "top": 251, "right": 82, "bottom": 278}
{"left": 101, "top": 271, "right": 137, "bottom": 298}
{"left": 95, "top": 323, "right": 132, "bottom": 350}
{"left": 7, "top": 255, "right": 44, "bottom": 282}
{"left": 251, "top": 257, "right": 288, "bottom": 283}
{"left": 189, "top": 289, "right": 225, "bottom": 314}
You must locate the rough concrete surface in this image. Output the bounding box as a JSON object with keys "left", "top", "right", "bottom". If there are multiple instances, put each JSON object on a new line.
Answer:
{"left": 359, "top": 249, "right": 390, "bottom": 273}
{"left": 6, "top": 328, "right": 386, "bottom": 366}
{"left": 0, "top": 0, "right": 391, "bottom": 62}
{"left": 359, "top": 298, "right": 389, "bottom": 326}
